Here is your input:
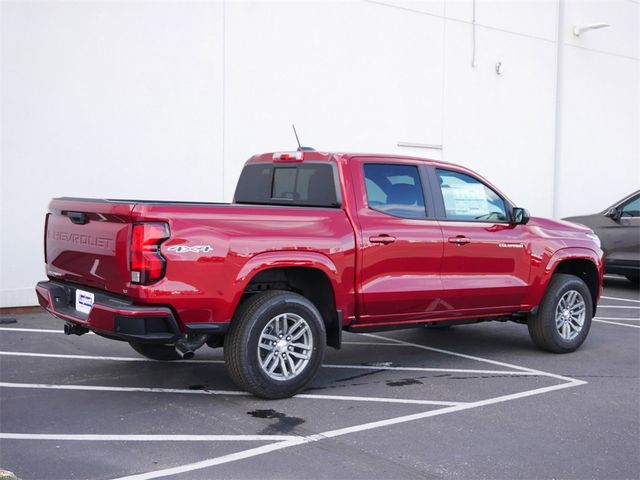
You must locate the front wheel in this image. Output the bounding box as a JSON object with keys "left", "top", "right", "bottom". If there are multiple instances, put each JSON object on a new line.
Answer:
{"left": 527, "top": 274, "right": 593, "bottom": 353}
{"left": 224, "top": 290, "right": 326, "bottom": 399}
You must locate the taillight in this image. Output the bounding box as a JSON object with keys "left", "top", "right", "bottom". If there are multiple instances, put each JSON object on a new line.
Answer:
{"left": 130, "top": 222, "right": 170, "bottom": 284}
{"left": 44, "top": 213, "right": 51, "bottom": 263}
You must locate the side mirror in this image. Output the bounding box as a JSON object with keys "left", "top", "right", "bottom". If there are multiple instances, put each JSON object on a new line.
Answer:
{"left": 605, "top": 207, "right": 621, "bottom": 220}
{"left": 512, "top": 207, "right": 530, "bottom": 225}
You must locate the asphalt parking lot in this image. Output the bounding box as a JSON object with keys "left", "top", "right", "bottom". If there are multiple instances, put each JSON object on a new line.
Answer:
{"left": 1, "top": 276, "right": 638, "bottom": 480}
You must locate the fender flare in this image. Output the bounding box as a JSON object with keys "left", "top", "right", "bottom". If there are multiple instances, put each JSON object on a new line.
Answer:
{"left": 224, "top": 251, "right": 341, "bottom": 321}
{"left": 524, "top": 246, "right": 603, "bottom": 309}
{"left": 545, "top": 247, "right": 602, "bottom": 275}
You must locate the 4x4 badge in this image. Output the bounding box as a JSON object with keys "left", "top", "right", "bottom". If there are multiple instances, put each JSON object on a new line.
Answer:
{"left": 167, "top": 245, "right": 213, "bottom": 253}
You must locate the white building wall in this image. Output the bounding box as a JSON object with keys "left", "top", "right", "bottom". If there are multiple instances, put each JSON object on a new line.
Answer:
{"left": 1, "top": 0, "right": 638, "bottom": 307}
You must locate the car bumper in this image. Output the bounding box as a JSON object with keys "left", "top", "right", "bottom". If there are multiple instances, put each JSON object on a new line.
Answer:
{"left": 35, "top": 280, "right": 181, "bottom": 344}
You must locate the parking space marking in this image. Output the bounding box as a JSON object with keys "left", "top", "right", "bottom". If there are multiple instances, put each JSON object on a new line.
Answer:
{"left": 593, "top": 319, "right": 640, "bottom": 329}
{"left": 597, "top": 305, "right": 640, "bottom": 309}
{"left": 0, "top": 327, "right": 88, "bottom": 334}
{"left": 0, "top": 351, "right": 221, "bottom": 364}
{"left": 114, "top": 379, "right": 585, "bottom": 480}
{"left": 107, "top": 333, "right": 586, "bottom": 479}
{"left": 363, "top": 333, "right": 565, "bottom": 379}
{"left": 595, "top": 316, "right": 640, "bottom": 321}
{"left": 0, "top": 433, "right": 298, "bottom": 442}
{"left": 600, "top": 296, "right": 640, "bottom": 303}
{"left": 1, "top": 322, "right": 592, "bottom": 480}
{"left": 114, "top": 439, "right": 307, "bottom": 480}
{"left": 0, "top": 350, "right": 538, "bottom": 375}
{"left": 322, "top": 363, "right": 538, "bottom": 376}
{"left": 0, "top": 328, "right": 402, "bottom": 347}
{"left": 0, "top": 382, "right": 466, "bottom": 407}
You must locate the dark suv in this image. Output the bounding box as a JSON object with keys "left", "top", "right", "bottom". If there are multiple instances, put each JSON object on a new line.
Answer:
{"left": 564, "top": 191, "right": 639, "bottom": 284}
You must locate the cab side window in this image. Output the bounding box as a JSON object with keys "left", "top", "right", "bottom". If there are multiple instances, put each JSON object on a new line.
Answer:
{"left": 436, "top": 169, "right": 507, "bottom": 222}
{"left": 622, "top": 196, "right": 640, "bottom": 217}
{"left": 363, "top": 164, "right": 427, "bottom": 219}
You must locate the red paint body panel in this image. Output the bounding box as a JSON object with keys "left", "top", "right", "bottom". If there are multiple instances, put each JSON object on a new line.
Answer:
{"left": 39, "top": 152, "right": 604, "bottom": 339}
{"left": 438, "top": 221, "right": 531, "bottom": 312}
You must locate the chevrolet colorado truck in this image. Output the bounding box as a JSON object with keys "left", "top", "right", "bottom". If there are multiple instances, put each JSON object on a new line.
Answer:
{"left": 37, "top": 151, "right": 604, "bottom": 398}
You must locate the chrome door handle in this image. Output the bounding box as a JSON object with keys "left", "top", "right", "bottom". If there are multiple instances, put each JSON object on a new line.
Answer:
{"left": 369, "top": 235, "right": 396, "bottom": 244}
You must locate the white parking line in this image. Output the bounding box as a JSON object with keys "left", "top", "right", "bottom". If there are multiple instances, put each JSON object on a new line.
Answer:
{"left": 0, "top": 382, "right": 465, "bottom": 407}
{"left": 0, "top": 350, "right": 535, "bottom": 376}
{"left": 0, "top": 351, "right": 223, "bottom": 364}
{"left": 363, "top": 334, "right": 553, "bottom": 376}
{"left": 0, "top": 328, "right": 402, "bottom": 346}
{"left": 0, "top": 327, "right": 79, "bottom": 334}
{"left": 595, "top": 316, "right": 640, "bottom": 321}
{"left": 600, "top": 296, "right": 640, "bottom": 304}
{"left": 113, "top": 379, "right": 585, "bottom": 480}
{"left": 0, "top": 328, "right": 587, "bottom": 480}
{"left": 112, "top": 333, "right": 587, "bottom": 479}
{"left": 115, "top": 439, "right": 306, "bottom": 480}
{"left": 323, "top": 363, "right": 537, "bottom": 376}
{"left": 363, "top": 334, "right": 583, "bottom": 384}
{"left": 0, "top": 433, "right": 297, "bottom": 442}
{"left": 593, "top": 319, "right": 640, "bottom": 329}
{"left": 597, "top": 305, "right": 640, "bottom": 309}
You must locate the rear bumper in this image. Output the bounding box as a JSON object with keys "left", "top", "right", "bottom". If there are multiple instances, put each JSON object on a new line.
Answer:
{"left": 35, "top": 280, "right": 181, "bottom": 344}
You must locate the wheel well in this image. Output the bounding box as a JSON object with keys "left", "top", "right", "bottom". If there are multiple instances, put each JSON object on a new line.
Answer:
{"left": 553, "top": 259, "right": 599, "bottom": 312}
{"left": 243, "top": 267, "right": 341, "bottom": 348}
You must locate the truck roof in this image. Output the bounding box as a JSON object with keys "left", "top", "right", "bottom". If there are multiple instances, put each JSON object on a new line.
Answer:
{"left": 246, "top": 151, "right": 459, "bottom": 170}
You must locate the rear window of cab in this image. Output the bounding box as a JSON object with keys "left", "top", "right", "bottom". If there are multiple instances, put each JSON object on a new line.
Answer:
{"left": 234, "top": 163, "right": 339, "bottom": 207}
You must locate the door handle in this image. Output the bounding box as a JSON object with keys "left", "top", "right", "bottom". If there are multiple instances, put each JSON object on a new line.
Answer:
{"left": 448, "top": 235, "right": 470, "bottom": 245}
{"left": 369, "top": 235, "right": 396, "bottom": 244}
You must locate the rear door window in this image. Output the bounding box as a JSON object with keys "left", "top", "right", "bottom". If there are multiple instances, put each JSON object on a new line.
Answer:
{"left": 363, "top": 164, "right": 427, "bottom": 219}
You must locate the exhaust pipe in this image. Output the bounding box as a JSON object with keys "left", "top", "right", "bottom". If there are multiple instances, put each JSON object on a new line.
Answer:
{"left": 174, "top": 334, "right": 207, "bottom": 360}
{"left": 175, "top": 341, "right": 195, "bottom": 360}
{"left": 64, "top": 322, "right": 89, "bottom": 336}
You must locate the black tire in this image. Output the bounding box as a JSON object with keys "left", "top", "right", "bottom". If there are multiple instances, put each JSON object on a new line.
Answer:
{"left": 625, "top": 274, "right": 639, "bottom": 285}
{"left": 129, "top": 342, "right": 180, "bottom": 361}
{"left": 528, "top": 274, "right": 593, "bottom": 353}
{"left": 224, "top": 290, "right": 326, "bottom": 399}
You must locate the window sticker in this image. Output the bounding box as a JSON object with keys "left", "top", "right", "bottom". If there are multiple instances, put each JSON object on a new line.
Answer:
{"left": 442, "top": 183, "right": 490, "bottom": 217}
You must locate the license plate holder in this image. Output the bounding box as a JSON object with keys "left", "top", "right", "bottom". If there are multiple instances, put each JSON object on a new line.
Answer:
{"left": 75, "top": 289, "right": 94, "bottom": 314}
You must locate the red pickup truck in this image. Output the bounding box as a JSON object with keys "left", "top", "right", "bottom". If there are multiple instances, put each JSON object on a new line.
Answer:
{"left": 37, "top": 151, "right": 604, "bottom": 398}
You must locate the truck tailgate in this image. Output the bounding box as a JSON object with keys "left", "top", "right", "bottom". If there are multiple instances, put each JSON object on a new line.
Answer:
{"left": 45, "top": 198, "right": 135, "bottom": 294}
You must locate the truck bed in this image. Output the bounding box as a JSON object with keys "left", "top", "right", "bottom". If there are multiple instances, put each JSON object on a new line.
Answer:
{"left": 44, "top": 197, "right": 357, "bottom": 327}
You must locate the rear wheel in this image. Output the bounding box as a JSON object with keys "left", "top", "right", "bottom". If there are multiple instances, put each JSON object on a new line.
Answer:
{"left": 129, "top": 342, "right": 180, "bottom": 361}
{"left": 224, "top": 290, "right": 326, "bottom": 399}
{"left": 528, "top": 274, "right": 593, "bottom": 353}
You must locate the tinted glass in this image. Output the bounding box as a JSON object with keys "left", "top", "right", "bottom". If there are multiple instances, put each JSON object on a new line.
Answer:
{"left": 436, "top": 169, "right": 507, "bottom": 221}
{"left": 272, "top": 168, "right": 297, "bottom": 200}
{"left": 363, "top": 164, "right": 427, "bottom": 218}
{"left": 622, "top": 196, "right": 640, "bottom": 217}
{"left": 234, "top": 163, "right": 338, "bottom": 207}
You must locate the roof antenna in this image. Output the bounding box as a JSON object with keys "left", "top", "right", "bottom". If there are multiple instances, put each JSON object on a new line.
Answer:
{"left": 292, "top": 124, "right": 315, "bottom": 152}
